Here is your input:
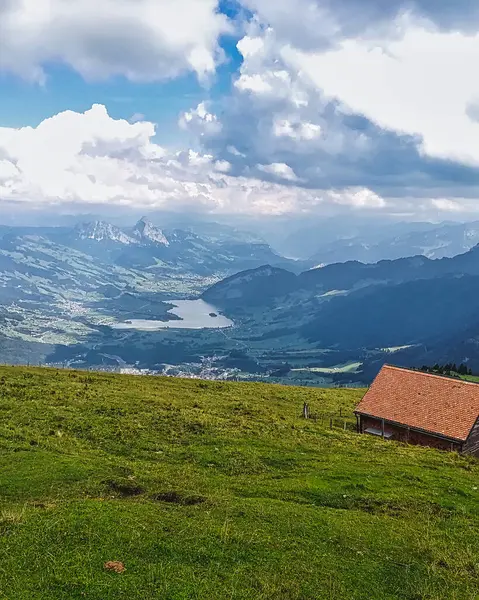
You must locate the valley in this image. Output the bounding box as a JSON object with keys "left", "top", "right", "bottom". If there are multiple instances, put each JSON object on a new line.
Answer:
{"left": 3, "top": 217, "right": 479, "bottom": 386}
{"left": 0, "top": 218, "right": 300, "bottom": 370}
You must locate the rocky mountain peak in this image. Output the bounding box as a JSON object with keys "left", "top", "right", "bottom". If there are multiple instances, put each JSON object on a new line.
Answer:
{"left": 133, "top": 218, "right": 169, "bottom": 246}
{"left": 75, "top": 221, "right": 137, "bottom": 245}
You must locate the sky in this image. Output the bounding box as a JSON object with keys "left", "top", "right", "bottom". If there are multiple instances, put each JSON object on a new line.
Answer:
{"left": 2, "top": 0, "right": 479, "bottom": 221}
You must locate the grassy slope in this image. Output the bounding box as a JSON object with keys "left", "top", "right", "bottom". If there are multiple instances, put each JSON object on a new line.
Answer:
{"left": 0, "top": 367, "right": 478, "bottom": 600}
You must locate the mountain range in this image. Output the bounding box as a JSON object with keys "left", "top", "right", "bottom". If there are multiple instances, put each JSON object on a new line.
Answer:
{"left": 203, "top": 243, "right": 479, "bottom": 379}
{"left": 0, "top": 218, "right": 303, "bottom": 366}
{"left": 204, "top": 244, "right": 479, "bottom": 306}
{"left": 3, "top": 216, "right": 479, "bottom": 384}
{"left": 61, "top": 217, "right": 303, "bottom": 274}
{"left": 280, "top": 219, "right": 479, "bottom": 264}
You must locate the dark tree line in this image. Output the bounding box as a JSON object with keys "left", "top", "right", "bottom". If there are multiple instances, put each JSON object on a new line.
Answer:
{"left": 419, "top": 363, "right": 473, "bottom": 377}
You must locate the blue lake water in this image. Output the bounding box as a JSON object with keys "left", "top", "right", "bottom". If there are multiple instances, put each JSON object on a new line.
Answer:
{"left": 111, "top": 299, "right": 233, "bottom": 331}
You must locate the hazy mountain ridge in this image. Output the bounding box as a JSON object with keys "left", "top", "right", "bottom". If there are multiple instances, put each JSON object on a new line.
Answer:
{"left": 0, "top": 220, "right": 301, "bottom": 365}
{"left": 202, "top": 242, "right": 479, "bottom": 379}
{"left": 0, "top": 218, "right": 301, "bottom": 276}
{"left": 205, "top": 243, "right": 479, "bottom": 307}
{"left": 3, "top": 217, "right": 479, "bottom": 384}
{"left": 308, "top": 220, "right": 479, "bottom": 265}
{"left": 75, "top": 221, "right": 139, "bottom": 245}
{"left": 131, "top": 218, "right": 170, "bottom": 245}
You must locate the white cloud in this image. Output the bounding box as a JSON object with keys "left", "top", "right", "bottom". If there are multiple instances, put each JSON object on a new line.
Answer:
{"left": 235, "top": 4, "right": 479, "bottom": 167}
{"left": 243, "top": 0, "right": 479, "bottom": 50}
{"left": 241, "top": 0, "right": 339, "bottom": 51}
{"left": 0, "top": 160, "right": 19, "bottom": 183}
{"left": 178, "top": 10, "right": 479, "bottom": 213}
{"left": 0, "top": 0, "right": 230, "bottom": 83}
{"left": 235, "top": 73, "right": 276, "bottom": 95}
{"left": 329, "top": 188, "right": 386, "bottom": 208}
{"left": 273, "top": 118, "right": 321, "bottom": 141}
{"left": 4, "top": 1, "right": 479, "bottom": 219}
{"left": 214, "top": 160, "right": 232, "bottom": 173}
{"left": 180, "top": 25, "right": 421, "bottom": 194}
{"left": 227, "top": 146, "right": 245, "bottom": 157}
{"left": 258, "top": 162, "right": 299, "bottom": 181}
{"left": 285, "top": 19, "right": 479, "bottom": 165}
{"left": 430, "top": 199, "right": 463, "bottom": 212}
{"left": 0, "top": 104, "right": 388, "bottom": 215}
{"left": 179, "top": 102, "right": 222, "bottom": 136}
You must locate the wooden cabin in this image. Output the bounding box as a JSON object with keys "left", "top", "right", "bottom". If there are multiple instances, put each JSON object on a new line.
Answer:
{"left": 355, "top": 365, "right": 479, "bottom": 455}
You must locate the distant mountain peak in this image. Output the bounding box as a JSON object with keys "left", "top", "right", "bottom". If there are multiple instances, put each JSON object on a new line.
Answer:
{"left": 133, "top": 218, "right": 169, "bottom": 246}
{"left": 75, "top": 221, "right": 138, "bottom": 245}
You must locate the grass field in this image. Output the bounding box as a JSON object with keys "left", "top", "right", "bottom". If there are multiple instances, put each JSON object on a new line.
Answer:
{"left": 0, "top": 367, "right": 478, "bottom": 599}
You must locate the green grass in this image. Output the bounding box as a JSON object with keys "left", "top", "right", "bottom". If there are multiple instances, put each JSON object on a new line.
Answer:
{"left": 0, "top": 367, "right": 478, "bottom": 599}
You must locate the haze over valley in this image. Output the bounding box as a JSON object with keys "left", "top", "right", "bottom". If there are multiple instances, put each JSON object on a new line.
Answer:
{"left": 1, "top": 214, "right": 479, "bottom": 386}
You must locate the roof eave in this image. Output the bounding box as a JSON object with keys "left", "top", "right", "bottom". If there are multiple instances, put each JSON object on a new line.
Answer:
{"left": 354, "top": 410, "right": 467, "bottom": 444}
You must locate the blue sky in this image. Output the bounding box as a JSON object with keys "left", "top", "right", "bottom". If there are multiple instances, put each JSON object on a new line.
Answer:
{"left": 0, "top": 3, "right": 244, "bottom": 145}
{"left": 0, "top": 67, "right": 223, "bottom": 147}
{"left": 2, "top": 0, "right": 479, "bottom": 218}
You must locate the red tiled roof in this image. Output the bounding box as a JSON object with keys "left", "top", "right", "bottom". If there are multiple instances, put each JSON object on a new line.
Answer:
{"left": 355, "top": 365, "right": 479, "bottom": 441}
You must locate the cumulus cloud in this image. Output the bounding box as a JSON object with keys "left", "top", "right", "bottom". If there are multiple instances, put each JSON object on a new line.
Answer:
{"left": 329, "top": 188, "right": 386, "bottom": 208}
{"left": 179, "top": 102, "right": 222, "bottom": 137}
{"left": 285, "top": 19, "right": 479, "bottom": 166}
{"left": 4, "top": 1, "right": 479, "bottom": 218}
{"left": 180, "top": 23, "right": 479, "bottom": 200}
{"left": 0, "top": 0, "right": 230, "bottom": 83}
{"left": 242, "top": 0, "right": 479, "bottom": 51}
{"left": 0, "top": 104, "right": 388, "bottom": 215}
{"left": 430, "top": 199, "right": 463, "bottom": 212}
{"left": 273, "top": 118, "right": 321, "bottom": 141}
{"left": 258, "top": 162, "right": 299, "bottom": 181}
{"left": 228, "top": 2, "right": 479, "bottom": 169}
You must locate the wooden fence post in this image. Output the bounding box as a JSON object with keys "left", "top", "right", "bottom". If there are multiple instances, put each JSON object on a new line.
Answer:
{"left": 302, "top": 403, "right": 309, "bottom": 419}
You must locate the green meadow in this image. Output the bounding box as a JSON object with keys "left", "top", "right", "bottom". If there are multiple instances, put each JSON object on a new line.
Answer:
{"left": 0, "top": 366, "right": 478, "bottom": 599}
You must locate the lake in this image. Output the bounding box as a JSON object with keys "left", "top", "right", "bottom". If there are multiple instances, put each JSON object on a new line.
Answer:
{"left": 111, "top": 299, "right": 234, "bottom": 331}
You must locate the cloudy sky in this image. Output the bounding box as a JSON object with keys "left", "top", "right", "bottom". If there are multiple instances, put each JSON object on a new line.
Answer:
{"left": 2, "top": 0, "right": 479, "bottom": 219}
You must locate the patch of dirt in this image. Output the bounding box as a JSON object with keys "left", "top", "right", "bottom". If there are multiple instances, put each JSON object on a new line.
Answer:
{"left": 106, "top": 480, "right": 144, "bottom": 497}
{"left": 30, "top": 501, "right": 57, "bottom": 510}
{"left": 104, "top": 561, "right": 126, "bottom": 573}
{"left": 153, "top": 491, "right": 206, "bottom": 506}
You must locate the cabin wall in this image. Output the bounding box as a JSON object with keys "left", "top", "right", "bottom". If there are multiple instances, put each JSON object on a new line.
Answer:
{"left": 463, "top": 417, "right": 479, "bottom": 457}
{"left": 359, "top": 415, "right": 462, "bottom": 452}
